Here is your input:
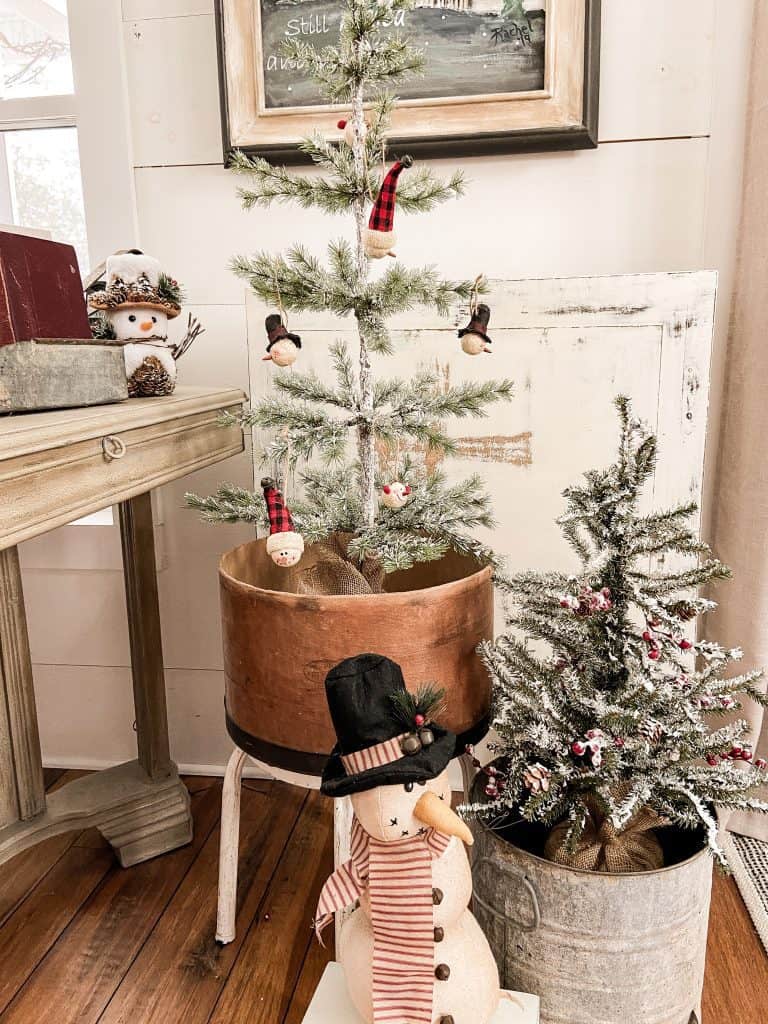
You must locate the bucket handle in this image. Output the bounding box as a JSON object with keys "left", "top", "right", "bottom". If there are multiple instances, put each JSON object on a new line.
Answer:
{"left": 472, "top": 856, "right": 541, "bottom": 933}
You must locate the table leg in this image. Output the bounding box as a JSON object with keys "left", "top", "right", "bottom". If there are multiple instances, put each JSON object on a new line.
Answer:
{"left": 0, "top": 546, "right": 45, "bottom": 827}
{"left": 118, "top": 492, "right": 172, "bottom": 781}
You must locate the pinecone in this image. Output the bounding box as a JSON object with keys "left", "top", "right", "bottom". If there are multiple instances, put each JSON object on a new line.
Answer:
{"left": 523, "top": 763, "right": 551, "bottom": 793}
{"left": 638, "top": 719, "right": 665, "bottom": 744}
{"left": 668, "top": 599, "right": 697, "bottom": 622}
{"left": 128, "top": 355, "right": 175, "bottom": 398}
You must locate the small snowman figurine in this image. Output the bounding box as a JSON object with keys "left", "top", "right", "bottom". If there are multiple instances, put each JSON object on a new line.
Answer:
{"left": 315, "top": 654, "right": 501, "bottom": 1024}
{"left": 262, "top": 477, "right": 304, "bottom": 568}
{"left": 380, "top": 481, "right": 411, "bottom": 509}
{"left": 457, "top": 303, "right": 493, "bottom": 356}
{"left": 89, "top": 250, "right": 200, "bottom": 397}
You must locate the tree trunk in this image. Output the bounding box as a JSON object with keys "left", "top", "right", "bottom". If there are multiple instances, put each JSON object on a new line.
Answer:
{"left": 351, "top": 80, "right": 376, "bottom": 528}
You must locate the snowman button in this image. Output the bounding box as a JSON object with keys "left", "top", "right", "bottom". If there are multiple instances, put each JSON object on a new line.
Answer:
{"left": 435, "top": 963, "right": 451, "bottom": 981}
{"left": 433, "top": 926, "right": 444, "bottom": 943}
{"left": 432, "top": 887, "right": 444, "bottom": 905}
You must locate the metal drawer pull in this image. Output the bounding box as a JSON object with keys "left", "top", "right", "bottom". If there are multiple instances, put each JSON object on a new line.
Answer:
{"left": 102, "top": 435, "right": 127, "bottom": 461}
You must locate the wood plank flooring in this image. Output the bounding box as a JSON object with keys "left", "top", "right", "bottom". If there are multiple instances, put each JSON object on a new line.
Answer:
{"left": 0, "top": 770, "right": 764, "bottom": 1023}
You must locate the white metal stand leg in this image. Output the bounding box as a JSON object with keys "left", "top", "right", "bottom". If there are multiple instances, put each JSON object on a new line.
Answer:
{"left": 216, "top": 746, "right": 248, "bottom": 944}
{"left": 333, "top": 796, "right": 354, "bottom": 956}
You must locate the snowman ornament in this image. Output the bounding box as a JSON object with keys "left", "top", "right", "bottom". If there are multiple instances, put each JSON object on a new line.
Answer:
{"left": 380, "top": 481, "right": 411, "bottom": 509}
{"left": 89, "top": 251, "right": 200, "bottom": 397}
{"left": 315, "top": 655, "right": 501, "bottom": 1024}
{"left": 262, "top": 477, "right": 304, "bottom": 568}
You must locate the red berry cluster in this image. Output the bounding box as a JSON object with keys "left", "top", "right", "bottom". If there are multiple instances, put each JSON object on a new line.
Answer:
{"left": 465, "top": 745, "right": 507, "bottom": 798}
{"left": 641, "top": 619, "right": 693, "bottom": 661}
{"left": 706, "top": 744, "right": 766, "bottom": 768}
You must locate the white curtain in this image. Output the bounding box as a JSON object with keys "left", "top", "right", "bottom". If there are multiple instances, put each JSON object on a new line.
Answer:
{"left": 709, "top": 2, "right": 768, "bottom": 841}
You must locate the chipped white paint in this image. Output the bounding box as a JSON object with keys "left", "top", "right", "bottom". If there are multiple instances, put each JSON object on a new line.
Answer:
{"left": 247, "top": 272, "right": 717, "bottom": 583}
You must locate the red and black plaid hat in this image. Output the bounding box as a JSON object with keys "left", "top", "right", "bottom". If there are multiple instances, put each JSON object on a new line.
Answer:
{"left": 261, "top": 477, "right": 295, "bottom": 535}
{"left": 368, "top": 155, "right": 413, "bottom": 233}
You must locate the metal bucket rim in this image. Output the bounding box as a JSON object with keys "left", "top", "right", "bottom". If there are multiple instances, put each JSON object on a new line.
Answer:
{"left": 219, "top": 537, "right": 493, "bottom": 603}
{"left": 471, "top": 783, "right": 711, "bottom": 879}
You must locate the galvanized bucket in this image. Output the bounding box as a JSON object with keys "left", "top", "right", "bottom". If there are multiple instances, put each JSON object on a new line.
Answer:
{"left": 470, "top": 778, "right": 712, "bottom": 1024}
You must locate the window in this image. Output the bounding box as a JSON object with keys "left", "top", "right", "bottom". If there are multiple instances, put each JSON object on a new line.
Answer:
{"left": 0, "top": 2, "right": 89, "bottom": 273}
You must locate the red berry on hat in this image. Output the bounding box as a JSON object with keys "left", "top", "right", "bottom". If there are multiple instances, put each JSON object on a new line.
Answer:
{"left": 648, "top": 649, "right": 660, "bottom": 660}
{"left": 572, "top": 741, "right": 586, "bottom": 756}
{"left": 337, "top": 119, "right": 347, "bottom": 129}
{"left": 414, "top": 713, "right": 425, "bottom": 727}
{"left": 642, "top": 630, "right": 652, "bottom": 642}
{"left": 679, "top": 638, "right": 693, "bottom": 650}
{"left": 382, "top": 484, "right": 391, "bottom": 494}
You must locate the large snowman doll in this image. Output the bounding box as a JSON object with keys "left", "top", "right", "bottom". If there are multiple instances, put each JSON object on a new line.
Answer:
{"left": 315, "top": 654, "right": 500, "bottom": 1024}
{"left": 89, "top": 251, "right": 196, "bottom": 397}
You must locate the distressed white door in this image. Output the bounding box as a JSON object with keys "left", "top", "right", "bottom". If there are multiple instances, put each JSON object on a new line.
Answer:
{"left": 247, "top": 270, "right": 717, "bottom": 950}
{"left": 246, "top": 270, "right": 717, "bottom": 577}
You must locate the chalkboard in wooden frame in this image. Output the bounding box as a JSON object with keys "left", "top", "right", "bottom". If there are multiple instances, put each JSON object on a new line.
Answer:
{"left": 215, "top": 0, "right": 600, "bottom": 163}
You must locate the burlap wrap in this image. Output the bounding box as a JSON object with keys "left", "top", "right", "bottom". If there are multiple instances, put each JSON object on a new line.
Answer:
{"left": 544, "top": 794, "right": 666, "bottom": 873}
{"left": 296, "top": 534, "right": 385, "bottom": 596}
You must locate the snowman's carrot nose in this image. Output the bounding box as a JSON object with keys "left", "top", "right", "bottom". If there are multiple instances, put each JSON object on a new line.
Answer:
{"left": 140, "top": 320, "right": 153, "bottom": 332}
{"left": 413, "top": 791, "right": 474, "bottom": 846}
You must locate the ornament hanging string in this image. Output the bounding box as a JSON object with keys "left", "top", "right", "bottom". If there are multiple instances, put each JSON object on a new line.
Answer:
{"left": 470, "top": 274, "right": 485, "bottom": 318}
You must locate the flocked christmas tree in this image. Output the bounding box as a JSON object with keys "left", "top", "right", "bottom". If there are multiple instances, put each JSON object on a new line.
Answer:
{"left": 187, "top": 0, "right": 513, "bottom": 587}
{"left": 473, "top": 397, "right": 768, "bottom": 869}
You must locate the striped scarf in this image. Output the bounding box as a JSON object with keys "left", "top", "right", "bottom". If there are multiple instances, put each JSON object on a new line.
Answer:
{"left": 315, "top": 816, "right": 451, "bottom": 1024}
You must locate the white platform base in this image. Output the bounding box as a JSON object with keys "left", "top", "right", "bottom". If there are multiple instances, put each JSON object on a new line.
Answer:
{"left": 302, "top": 963, "right": 540, "bottom": 1023}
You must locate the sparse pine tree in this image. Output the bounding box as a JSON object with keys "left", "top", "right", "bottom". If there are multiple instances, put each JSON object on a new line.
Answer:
{"left": 186, "top": 0, "right": 513, "bottom": 582}
{"left": 471, "top": 397, "right": 768, "bottom": 868}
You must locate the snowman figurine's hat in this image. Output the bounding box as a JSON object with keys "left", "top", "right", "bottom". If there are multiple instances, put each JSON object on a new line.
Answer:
{"left": 363, "top": 156, "right": 412, "bottom": 259}
{"left": 458, "top": 302, "right": 492, "bottom": 346}
{"left": 262, "top": 477, "right": 304, "bottom": 557}
{"left": 321, "top": 654, "right": 455, "bottom": 797}
{"left": 89, "top": 249, "right": 182, "bottom": 319}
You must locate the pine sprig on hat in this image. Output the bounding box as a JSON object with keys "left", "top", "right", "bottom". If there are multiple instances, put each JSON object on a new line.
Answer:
{"left": 158, "top": 272, "right": 185, "bottom": 308}
{"left": 389, "top": 684, "right": 446, "bottom": 729}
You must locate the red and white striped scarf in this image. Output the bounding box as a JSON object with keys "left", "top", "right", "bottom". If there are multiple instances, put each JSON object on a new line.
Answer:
{"left": 315, "top": 816, "right": 451, "bottom": 1024}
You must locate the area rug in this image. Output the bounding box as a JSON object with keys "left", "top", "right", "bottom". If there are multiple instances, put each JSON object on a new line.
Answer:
{"left": 723, "top": 830, "right": 768, "bottom": 953}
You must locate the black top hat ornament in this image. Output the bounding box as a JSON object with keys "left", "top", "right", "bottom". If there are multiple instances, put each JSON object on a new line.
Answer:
{"left": 263, "top": 313, "right": 302, "bottom": 368}
{"left": 458, "top": 302, "right": 492, "bottom": 355}
{"left": 320, "top": 653, "right": 456, "bottom": 797}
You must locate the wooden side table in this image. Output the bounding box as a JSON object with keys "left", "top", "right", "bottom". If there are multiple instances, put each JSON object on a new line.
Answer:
{"left": 0, "top": 386, "right": 245, "bottom": 867}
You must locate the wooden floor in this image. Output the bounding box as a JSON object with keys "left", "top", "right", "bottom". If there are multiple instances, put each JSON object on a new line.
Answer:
{"left": 0, "top": 770, "right": 765, "bottom": 1024}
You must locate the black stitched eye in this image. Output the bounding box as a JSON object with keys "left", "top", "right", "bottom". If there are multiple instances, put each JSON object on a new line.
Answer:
{"left": 151, "top": 316, "right": 157, "bottom": 323}
{"left": 128, "top": 314, "right": 136, "bottom": 322}
{"left": 404, "top": 782, "right": 414, "bottom": 793}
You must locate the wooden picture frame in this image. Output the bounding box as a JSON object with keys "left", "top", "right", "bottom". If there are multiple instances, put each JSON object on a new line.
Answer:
{"left": 215, "top": 0, "right": 601, "bottom": 163}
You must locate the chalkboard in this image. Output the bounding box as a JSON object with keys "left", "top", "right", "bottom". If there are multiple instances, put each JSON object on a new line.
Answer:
{"left": 258, "top": 0, "right": 546, "bottom": 110}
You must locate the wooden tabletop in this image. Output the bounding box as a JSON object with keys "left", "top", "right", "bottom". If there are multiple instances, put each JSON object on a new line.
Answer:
{"left": 0, "top": 386, "right": 245, "bottom": 460}
{"left": 0, "top": 387, "right": 246, "bottom": 549}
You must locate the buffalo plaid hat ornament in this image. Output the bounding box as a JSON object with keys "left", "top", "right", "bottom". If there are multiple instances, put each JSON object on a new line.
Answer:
{"left": 363, "top": 155, "right": 413, "bottom": 259}
{"left": 263, "top": 313, "right": 302, "bottom": 368}
{"left": 262, "top": 477, "right": 304, "bottom": 568}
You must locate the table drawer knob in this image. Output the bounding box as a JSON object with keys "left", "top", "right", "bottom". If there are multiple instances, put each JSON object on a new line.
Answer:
{"left": 102, "top": 435, "right": 127, "bottom": 461}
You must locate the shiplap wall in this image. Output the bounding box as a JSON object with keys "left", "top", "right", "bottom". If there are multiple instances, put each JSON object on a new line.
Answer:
{"left": 21, "top": 0, "right": 753, "bottom": 772}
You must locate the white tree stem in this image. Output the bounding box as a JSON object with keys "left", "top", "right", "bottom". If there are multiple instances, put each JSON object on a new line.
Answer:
{"left": 351, "top": 79, "right": 376, "bottom": 527}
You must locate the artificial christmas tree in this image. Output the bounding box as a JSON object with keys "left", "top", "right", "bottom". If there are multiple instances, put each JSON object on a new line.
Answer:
{"left": 187, "top": 0, "right": 513, "bottom": 585}
{"left": 467, "top": 396, "right": 768, "bottom": 1024}
{"left": 473, "top": 395, "right": 767, "bottom": 869}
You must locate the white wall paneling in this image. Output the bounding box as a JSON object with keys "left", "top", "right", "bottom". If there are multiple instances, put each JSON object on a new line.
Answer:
{"left": 27, "top": 0, "right": 754, "bottom": 772}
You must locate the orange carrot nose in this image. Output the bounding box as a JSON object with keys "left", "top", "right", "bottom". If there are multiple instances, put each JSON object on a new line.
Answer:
{"left": 140, "top": 320, "right": 153, "bottom": 332}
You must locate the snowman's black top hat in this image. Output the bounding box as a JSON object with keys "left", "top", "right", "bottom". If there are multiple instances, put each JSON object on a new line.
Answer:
{"left": 320, "top": 654, "right": 456, "bottom": 798}
{"left": 457, "top": 302, "right": 492, "bottom": 346}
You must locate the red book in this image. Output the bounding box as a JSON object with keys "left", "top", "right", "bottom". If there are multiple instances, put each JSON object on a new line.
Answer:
{"left": 0, "top": 232, "right": 91, "bottom": 346}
